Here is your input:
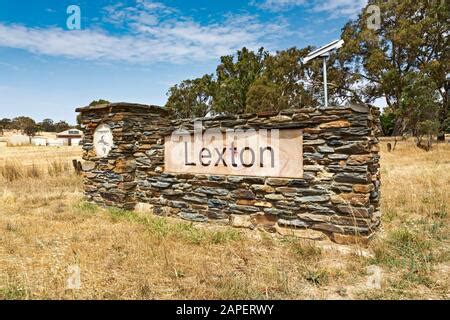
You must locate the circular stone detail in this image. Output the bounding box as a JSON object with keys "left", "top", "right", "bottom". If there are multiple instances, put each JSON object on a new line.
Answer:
{"left": 94, "top": 124, "right": 113, "bottom": 158}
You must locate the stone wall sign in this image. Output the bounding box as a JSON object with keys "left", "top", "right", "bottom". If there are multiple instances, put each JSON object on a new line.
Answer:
{"left": 76, "top": 102, "right": 382, "bottom": 242}
{"left": 164, "top": 128, "right": 303, "bottom": 178}
{"left": 93, "top": 124, "right": 113, "bottom": 158}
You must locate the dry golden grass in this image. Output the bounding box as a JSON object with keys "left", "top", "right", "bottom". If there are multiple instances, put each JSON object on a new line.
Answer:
{"left": 0, "top": 142, "right": 448, "bottom": 300}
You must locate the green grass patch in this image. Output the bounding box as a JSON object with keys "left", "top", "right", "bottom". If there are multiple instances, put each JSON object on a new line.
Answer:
{"left": 105, "top": 207, "right": 241, "bottom": 245}
{"left": 302, "top": 268, "right": 329, "bottom": 286}
{"left": 0, "top": 284, "right": 28, "bottom": 299}
{"left": 76, "top": 201, "right": 99, "bottom": 214}
{"left": 369, "top": 226, "right": 442, "bottom": 287}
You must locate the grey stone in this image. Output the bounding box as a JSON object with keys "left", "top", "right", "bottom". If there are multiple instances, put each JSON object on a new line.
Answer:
{"left": 182, "top": 195, "right": 207, "bottom": 204}
{"left": 318, "top": 146, "right": 334, "bottom": 153}
{"left": 328, "top": 154, "right": 349, "bottom": 160}
{"left": 295, "top": 195, "right": 330, "bottom": 203}
{"left": 82, "top": 161, "right": 96, "bottom": 171}
{"left": 178, "top": 211, "right": 208, "bottom": 222}
{"left": 334, "top": 173, "right": 370, "bottom": 184}
{"left": 303, "top": 139, "right": 326, "bottom": 145}
{"left": 195, "top": 187, "right": 229, "bottom": 196}
{"left": 231, "top": 189, "right": 255, "bottom": 199}
{"left": 207, "top": 198, "right": 228, "bottom": 209}
{"left": 277, "top": 219, "right": 309, "bottom": 228}
{"left": 151, "top": 181, "right": 171, "bottom": 188}
{"left": 335, "top": 143, "right": 368, "bottom": 154}
{"left": 228, "top": 204, "right": 260, "bottom": 213}
{"left": 265, "top": 194, "right": 285, "bottom": 201}
{"left": 263, "top": 208, "right": 289, "bottom": 215}
{"left": 303, "top": 152, "right": 324, "bottom": 160}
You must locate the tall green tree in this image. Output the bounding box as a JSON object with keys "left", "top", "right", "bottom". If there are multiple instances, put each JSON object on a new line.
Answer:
{"left": 401, "top": 72, "right": 440, "bottom": 133}
{"left": 0, "top": 118, "right": 11, "bottom": 135}
{"left": 166, "top": 75, "right": 213, "bottom": 119}
{"left": 340, "top": 0, "right": 449, "bottom": 136}
{"left": 165, "top": 46, "right": 363, "bottom": 118}
{"left": 38, "top": 118, "right": 55, "bottom": 132}
{"left": 54, "top": 120, "right": 70, "bottom": 133}
{"left": 245, "top": 47, "right": 310, "bottom": 113}
{"left": 11, "top": 116, "right": 37, "bottom": 136}
{"left": 213, "top": 47, "right": 268, "bottom": 114}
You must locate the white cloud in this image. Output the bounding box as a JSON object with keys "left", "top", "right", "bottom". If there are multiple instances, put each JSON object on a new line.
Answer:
{"left": 254, "top": 0, "right": 367, "bottom": 18}
{"left": 0, "top": 1, "right": 288, "bottom": 64}
{"left": 252, "top": 0, "right": 306, "bottom": 12}
{"left": 311, "top": 0, "right": 367, "bottom": 18}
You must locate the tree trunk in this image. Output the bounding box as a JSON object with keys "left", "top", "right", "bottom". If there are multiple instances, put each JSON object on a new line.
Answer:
{"left": 392, "top": 116, "right": 405, "bottom": 137}
{"left": 437, "top": 86, "right": 448, "bottom": 142}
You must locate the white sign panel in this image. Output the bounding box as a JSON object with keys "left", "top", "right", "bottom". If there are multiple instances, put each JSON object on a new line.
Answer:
{"left": 94, "top": 124, "right": 113, "bottom": 158}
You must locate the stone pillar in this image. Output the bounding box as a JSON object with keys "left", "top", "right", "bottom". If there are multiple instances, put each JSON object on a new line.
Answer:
{"left": 76, "top": 103, "right": 169, "bottom": 210}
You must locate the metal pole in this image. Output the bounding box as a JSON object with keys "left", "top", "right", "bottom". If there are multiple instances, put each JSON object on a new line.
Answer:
{"left": 323, "top": 56, "right": 328, "bottom": 108}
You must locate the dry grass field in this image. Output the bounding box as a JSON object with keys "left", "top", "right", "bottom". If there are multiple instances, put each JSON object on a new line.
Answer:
{"left": 0, "top": 140, "right": 448, "bottom": 300}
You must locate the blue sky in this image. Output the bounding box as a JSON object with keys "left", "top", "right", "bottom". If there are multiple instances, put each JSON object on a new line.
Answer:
{"left": 0, "top": 0, "right": 368, "bottom": 124}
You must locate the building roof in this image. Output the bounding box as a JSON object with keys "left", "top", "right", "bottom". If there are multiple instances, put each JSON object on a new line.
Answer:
{"left": 57, "top": 129, "right": 83, "bottom": 136}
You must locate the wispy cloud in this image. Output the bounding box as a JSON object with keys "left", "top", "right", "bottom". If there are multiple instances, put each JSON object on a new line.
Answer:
{"left": 252, "top": 0, "right": 306, "bottom": 12}
{"left": 0, "top": 0, "right": 288, "bottom": 64}
{"left": 253, "top": 0, "right": 367, "bottom": 18}
{"left": 310, "top": 0, "right": 367, "bottom": 18}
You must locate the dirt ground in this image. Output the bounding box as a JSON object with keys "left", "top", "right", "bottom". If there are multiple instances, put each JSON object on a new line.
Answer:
{"left": 0, "top": 140, "right": 448, "bottom": 299}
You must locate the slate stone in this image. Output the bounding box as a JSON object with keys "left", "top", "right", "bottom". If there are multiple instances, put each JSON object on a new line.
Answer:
{"left": 151, "top": 181, "right": 171, "bottom": 188}
{"left": 334, "top": 173, "right": 370, "bottom": 184}
{"left": 195, "top": 187, "right": 229, "bottom": 196}
{"left": 295, "top": 195, "right": 330, "bottom": 203}
{"left": 277, "top": 219, "right": 309, "bottom": 228}
{"left": 178, "top": 211, "right": 208, "bottom": 222}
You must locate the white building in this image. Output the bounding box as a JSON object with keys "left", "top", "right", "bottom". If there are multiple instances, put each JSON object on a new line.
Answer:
{"left": 31, "top": 136, "right": 47, "bottom": 146}
{"left": 56, "top": 129, "right": 83, "bottom": 146}
{"left": 7, "top": 135, "right": 30, "bottom": 146}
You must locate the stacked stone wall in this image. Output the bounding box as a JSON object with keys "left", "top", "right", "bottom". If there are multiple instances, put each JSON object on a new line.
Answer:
{"left": 77, "top": 102, "right": 381, "bottom": 240}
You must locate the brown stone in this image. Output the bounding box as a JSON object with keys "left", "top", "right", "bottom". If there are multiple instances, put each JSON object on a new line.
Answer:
{"left": 230, "top": 214, "right": 253, "bottom": 228}
{"left": 232, "top": 189, "right": 255, "bottom": 199}
{"left": 251, "top": 184, "right": 275, "bottom": 193}
{"left": 251, "top": 213, "right": 278, "bottom": 227}
{"left": 331, "top": 193, "right": 370, "bottom": 206}
{"left": 303, "top": 128, "right": 322, "bottom": 134}
{"left": 113, "top": 158, "right": 136, "bottom": 173}
{"left": 111, "top": 113, "right": 125, "bottom": 121}
{"left": 254, "top": 201, "right": 273, "bottom": 208}
{"left": 336, "top": 205, "right": 372, "bottom": 218}
{"left": 270, "top": 115, "right": 292, "bottom": 123}
{"left": 353, "top": 184, "right": 374, "bottom": 193}
{"left": 319, "top": 120, "right": 351, "bottom": 129}
{"left": 236, "top": 199, "right": 256, "bottom": 206}
{"left": 256, "top": 111, "right": 279, "bottom": 117}
{"left": 83, "top": 172, "right": 97, "bottom": 179}
{"left": 266, "top": 178, "right": 290, "bottom": 186}
{"left": 265, "top": 194, "right": 285, "bottom": 200}
{"left": 347, "top": 154, "right": 373, "bottom": 165}
{"left": 292, "top": 114, "right": 310, "bottom": 121}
